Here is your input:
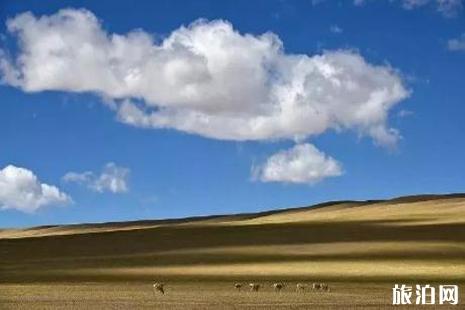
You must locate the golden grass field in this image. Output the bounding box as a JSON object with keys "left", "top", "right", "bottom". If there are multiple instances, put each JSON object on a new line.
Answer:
{"left": 1, "top": 194, "right": 465, "bottom": 309}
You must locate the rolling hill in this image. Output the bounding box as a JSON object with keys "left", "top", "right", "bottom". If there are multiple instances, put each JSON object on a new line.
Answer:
{"left": 1, "top": 193, "right": 465, "bottom": 284}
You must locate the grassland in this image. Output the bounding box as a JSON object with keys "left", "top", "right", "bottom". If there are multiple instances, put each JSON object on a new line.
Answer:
{"left": 1, "top": 194, "right": 465, "bottom": 309}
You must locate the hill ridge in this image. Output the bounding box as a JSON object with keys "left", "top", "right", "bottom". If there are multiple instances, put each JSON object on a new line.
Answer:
{"left": 2, "top": 192, "right": 464, "bottom": 238}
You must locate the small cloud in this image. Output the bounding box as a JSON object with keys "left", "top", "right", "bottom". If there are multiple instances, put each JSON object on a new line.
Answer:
{"left": 63, "top": 163, "right": 130, "bottom": 193}
{"left": 63, "top": 171, "right": 93, "bottom": 184}
{"left": 448, "top": 33, "right": 465, "bottom": 51}
{"left": 437, "top": 0, "right": 463, "bottom": 17}
{"left": 252, "top": 143, "right": 343, "bottom": 184}
{"left": 401, "top": 0, "right": 430, "bottom": 10}
{"left": 353, "top": 0, "right": 462, "bottom": 17}
{"left": 397, "top": 109, "right": 414, "bottom": 118}
{"left": 0, "top": 165, "right": 71, "bottom": 213}
{"left": 330, "top": 24, "right": 343, "bottom": 34}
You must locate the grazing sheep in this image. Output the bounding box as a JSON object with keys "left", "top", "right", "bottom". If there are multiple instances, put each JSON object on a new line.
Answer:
{"left": 312, "top": 283, "right": 321, "bottom": 290}
{"left": 249, "top": 283, "right": 260, "bottom": 292}
{"left": 272, "top": 282, "right": 284, "bottom": 292}
{"left": 153, "top": 282, "right": 164, "bottom": 295}
{"left": 296, "top": 283, "right": 306, "bottom": 292}
{"left": 234, "top": 283, "right": 243, "bottom": 291}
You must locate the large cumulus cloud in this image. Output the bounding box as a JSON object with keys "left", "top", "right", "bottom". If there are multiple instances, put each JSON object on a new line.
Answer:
{"left": 0, "top": 9, "right": 410, "bottom": 184}
{"left": 1, "top": 9, "right": 408, "bottom": 146}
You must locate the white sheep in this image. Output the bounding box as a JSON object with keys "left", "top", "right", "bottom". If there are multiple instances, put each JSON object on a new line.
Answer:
{"left": 249, "top": 283, "right": 260, "bottom": 292}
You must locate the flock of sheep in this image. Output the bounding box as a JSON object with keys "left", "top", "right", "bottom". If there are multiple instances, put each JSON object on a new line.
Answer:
{"left": 152, "top": 282, "right": 330, "bottom": 295}
{"left": 235, "top": 282, "right": 330, "bottom": 293}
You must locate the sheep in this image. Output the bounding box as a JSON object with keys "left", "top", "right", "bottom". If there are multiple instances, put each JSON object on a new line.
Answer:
{"left": 234, "top": 283, "right": 243, "bottom": 291}
{"left": 312, "top": 283, "right": 321, "bottom": 290}
{"left": 272, "top": 282, "right": 284, "bottom": 292}
{"left": 249, "top": 283, "right": 260, "bottom": 292}
{"left": 320, "top": 283, "right": 330, "bottom": 292}
{"left": 153, "top": 282, "right": 164, "bottom": 295}
{"left": 296, "top": 283, "right": 306, "bottom": 292}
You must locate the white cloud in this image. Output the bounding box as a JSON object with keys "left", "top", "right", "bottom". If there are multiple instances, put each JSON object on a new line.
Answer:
{"left": 436, "top": 0, "right": 463, "bottom": 16}
{"left": 330, "top": 24, "right": 343, "bottom": 34}
{"left": 400, "top": 0, "right": 431, "bottom": 9}
{"left": 402, "top": 0, "right": 463, "bottom": 17}
{"left": 63, "top": 163, "right": 129, "bottom": 193}
{"left": 0, "top": 9, "right": 409, "bottom": 148}
{"left": 252, "top": 143, "right": 343, "bottom": 184}
{"left": 0, "top": 165, "right": 71, "bottom": 213}
{"left": 354, "top": 0, "right": 462, "bottom": 17}
{"left": 399, "top": 0, "right": 462, "bottom": 16}
{"left": 62, "top": 171, "right": 93, "bottom": 183}
{"left": 448, "top": 33, "right": 465, "bottom": 51}
{"left": 93, "top": 163, "right": 129, "bottom": 193}
{"left": 397, "top": 109, "right": 414, "bottom": 117}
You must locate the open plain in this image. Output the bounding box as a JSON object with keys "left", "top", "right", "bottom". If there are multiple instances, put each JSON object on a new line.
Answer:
{"left": 1, "top": 194, "right": 465, "bottom": 309}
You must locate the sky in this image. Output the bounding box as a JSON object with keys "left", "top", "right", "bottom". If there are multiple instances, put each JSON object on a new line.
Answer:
{"left": 0, "top": 0, "right": 464, "bottom": 228}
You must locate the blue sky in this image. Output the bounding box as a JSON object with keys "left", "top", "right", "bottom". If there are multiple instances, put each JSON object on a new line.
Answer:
{"left": 0, "top": 0, "right": 464, "bottom": 228}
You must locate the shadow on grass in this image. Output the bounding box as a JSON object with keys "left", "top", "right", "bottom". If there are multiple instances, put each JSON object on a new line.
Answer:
{"left": 1, "top": 219, "right": 464, "bottom": 282}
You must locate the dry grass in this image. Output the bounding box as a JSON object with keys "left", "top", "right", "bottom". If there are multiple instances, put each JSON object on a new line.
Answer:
{"left": 2, "top": 281, "right": 456, "bottom": 309}
{"left": 1, "top": 282, "right": 464, "bottom": 309}
{"left": 1, "top": 194, "right": 464, "bottom": 308}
